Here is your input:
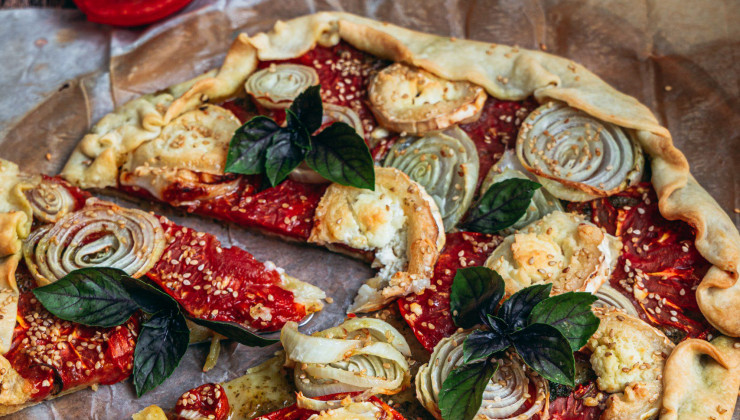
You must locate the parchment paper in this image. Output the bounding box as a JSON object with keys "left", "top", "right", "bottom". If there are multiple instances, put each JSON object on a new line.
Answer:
{"left": 0, "top": 0, "right": 738, "bottom": 418}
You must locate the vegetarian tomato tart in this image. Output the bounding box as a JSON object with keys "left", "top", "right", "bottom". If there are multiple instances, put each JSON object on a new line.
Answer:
{"left": 0, "top": 11, "right": 737, "bottom": 420}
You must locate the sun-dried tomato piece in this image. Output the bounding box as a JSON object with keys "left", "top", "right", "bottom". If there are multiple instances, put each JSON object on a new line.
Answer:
{"left": 147, "top": 220, "right": 309, "bottom": 332}
{"left": 173, "top": 383, "right": 229, "bottom": 420}
{"left": 5, "top": 292, "right": 137, "bottom": 401}
{"left": 253, "top": 393, "right": 406, "bottom": 420}
{"left": 399, "top": 232, "right": 502, "bottom": 352}
{"left": 546, "top": 381, "right": 604, "bottom": 420}
{"left": 569, "top": 183, "right": 713, "bottom": 339}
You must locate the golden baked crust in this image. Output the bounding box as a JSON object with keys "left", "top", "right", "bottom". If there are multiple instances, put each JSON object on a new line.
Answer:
{"left": 660, "top": 336, "right": 740, "bottom": 420}
{"left": 587, "top": 307, "right": 675, "bottom": 420}
{"left": 309, "top": 167, "right": 444, "bottom": 312}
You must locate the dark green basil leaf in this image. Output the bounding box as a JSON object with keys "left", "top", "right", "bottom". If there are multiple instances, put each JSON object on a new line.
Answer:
{"left": 289, "top": 85, "right": 323, "bottom": 133}
{"left": 463, "top": 329, "right": 510, "bottom": 363}
{"left": 225, "top": 116, "right": 281, "bottom": 175}
{"left": 187, "top": 317, "right": 277, "bottom": 347}
{"left": 119, "top": 275, "right": 179, "bottom": 315}
{"left": 133, "top": 310, "right": 189, "bottom": 397}
{"left": 32, "top": 267, "right": 138, "bottom": 328}
{"left": 305, "top": 122, "right": 375, "bottom": 190}
{"left": 463, "top": 178, "right": 541, "bottom": 233}
{"left": 438, "top": 359, "right": 498, "bottom": 420}
{"left": 450, "top": 267, "right": 505, "bottom": 329}
{"left": 510, "top": 323, "right": 575, "bottom": 386}
{"left": 498, "top": 283, "right": 552, "bottom": 331}
{"left": 265, "top": 128, "right": 307, "bottom": 186}
{"left": 529, "top": 292, "right": 599, "bottom": 351}
{"left": 285, "top": 109, "right": 312, "bottom": 151}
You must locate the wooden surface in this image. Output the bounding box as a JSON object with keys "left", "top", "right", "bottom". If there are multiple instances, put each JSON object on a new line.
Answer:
{"left": 1, "top": 0, "right": 75, "bottom": 7}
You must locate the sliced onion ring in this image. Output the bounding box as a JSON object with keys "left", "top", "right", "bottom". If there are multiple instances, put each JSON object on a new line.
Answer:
{"left": 416, "top": 332, "right": 549, "bottom": 419}
{"left": 516, "top": 101, "right": 644, "bottom": 201}
{"left": 21, "top": 179, "right": 77, "bottom": 224}
{"left": 281, "top": 318, "right": 410, "bottom": 398}
{"left": 22, "top": 199, "right": 166, "bottom": 285}
{"left": 245, "top": 64, "right": 319, "bottom": 109}
{"left": 594, "top": 283, "right": 639, "bottom": 317}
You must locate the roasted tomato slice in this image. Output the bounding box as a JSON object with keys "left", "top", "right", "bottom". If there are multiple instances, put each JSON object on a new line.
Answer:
{"left": 174, "top": 383, "right": 230, "bottom": 420}
{"left": 5, "top": 292, "right": 138, "bottom": 401}
{"left": 569, "top": 183, "right": 713, "bottom": 339}
{"left": 547, "top": 381, "right": 604, "bottom": 420}
{"left": 73, "top": 0, "right": 194, "bottom": 27}
{"left": 399, "top": 232, "right": 502, "bottom": 351}
{"left": 253, "top": 393, "right": 406, "bottom": 420}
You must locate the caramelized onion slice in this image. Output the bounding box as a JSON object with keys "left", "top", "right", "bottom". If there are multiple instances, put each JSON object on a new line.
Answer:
{"left": 368, "top": 63, "right": 487, "bottom": 135}
{"left": 593, "top": 283, "right": 639, "bottom": 317}
{"left": 384, "top": 127, "right": 479, "bottom": 231}
{"left": 21, "top": 179, "right": 77, "bottom": 224}
{"left": 280, "top": 318, "right": 410, "bottom": 398}
{"left": 416, "top": 331, "right": 549, "bottom": 419}
{"left": 516, "top": 102, "right": 644, "bottom": 201}
{"left": 22, "top": 199, "right": 166, "bottom": 285}
{"left": 245, "top": 64, "right": 319, "bottom": 109}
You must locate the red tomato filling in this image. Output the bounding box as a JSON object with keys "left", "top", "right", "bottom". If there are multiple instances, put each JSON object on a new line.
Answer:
{"left": 174, "top": 383, "right": 230, "bottom": 420}
{"left": 5, "top": 292, "right": 138, "bottom": 401}
{"left": 399, "top": 232, "right": 502, "bottom": 352}
{"left": 253, "top": 393, "right": 406, "bottom": 420}
{"left": 569, "top": 183, "right": 713, "bottom": 339}
{"left": 147, "top": 219, "right": 307, "bottom": 331}
{"left": 546, "top": 381, "right": 604, "bottom": 420}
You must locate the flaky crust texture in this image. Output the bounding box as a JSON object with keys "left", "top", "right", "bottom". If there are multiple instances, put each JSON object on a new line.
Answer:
{"left": 661, "top": 336, "right": 740, "bottom": 420}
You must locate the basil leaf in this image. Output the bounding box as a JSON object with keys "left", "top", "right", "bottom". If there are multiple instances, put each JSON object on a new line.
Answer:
{"left": 289, "top": 85, "right": 323, "bottom": 134}
{"left": 187, "top": 317, "right": 278, "bottom": 347}
{"left": 498, "top": 283, "right": 552, "bottom": 331}
{"left": 133, "top": 310, "right": 189, "bottom": 397}
{"left": 510, "top": 323, "right": 575, "bottom": 386}
{"left": 119, "top": 276, "right": 180, "bottom": 315}
{"left": 225, "top": 116, "right": 280, "bottom": 175}
{"left": 264, "top": 128, "right": 307, "bottom": 186}
{"left": 306, "top": 122, "right": 375, "bottom": 190}
{"left": 529, "top": 292, "right": 599, "bottom": 351}
{"left": 450, "top": 267, "right": 505, "bottom": 329}
{"left": 484, "top": 314, "right": 510, "bottom": 334}
{"left": 463, "top": 329, "right": 510, "bottom": 363}
{"left": 438, "top": 359, "right": 497, "bottom": 420}
{"left": 463, "top": 178, "right": 541, "bottom": 233}
{"left": 32, "top": 267, "right": 138, "bottom": 328}
{"left": 285, "top": 109, "right": 312, "bottom": 150}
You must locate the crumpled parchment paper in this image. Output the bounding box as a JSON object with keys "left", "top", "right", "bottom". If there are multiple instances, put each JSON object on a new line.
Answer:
{"left": 0, "top": 0, "right": 737, "bottom": 418}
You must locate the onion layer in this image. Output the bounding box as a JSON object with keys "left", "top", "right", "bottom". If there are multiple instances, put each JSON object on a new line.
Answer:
{"left": 416, "top": 332, "right": 549, "bottom": 420}
{"left": 21, "top": 179, "right": 77, "bottom": 224}
{"left": 22, "top": 199, "right": 166, "bottom": 285}
{"left": 245, "top": 64, "right": 319, "bottom": 109}
{"left": 281, "top": 318, "right": 411, "bottom": 397}
{"left": 594, "top": 283, "right": 639, "bottom": 317}
{"left": 482, "top": 150, "right": 562, "bottom": 234}
{"left": 384, "top": 127, "right": 479, "bottom": 231}
{"left": 516, "top": 101, "right": 644, "bottom": 201}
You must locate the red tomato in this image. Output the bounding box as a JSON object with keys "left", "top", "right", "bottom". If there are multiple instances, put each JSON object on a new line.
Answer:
{"left": 73, "top": 0, "right": 194, "bottom": 27}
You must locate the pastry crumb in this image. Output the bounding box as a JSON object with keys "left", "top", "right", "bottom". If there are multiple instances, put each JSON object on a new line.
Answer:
{"left": 325, "top": 297, "right": 334, "bottom": 304}
{"left": 734, "top": 208, "right": 740, "bottom": 214}
{"left": 664, "top": 85, "right": 673, "bottom": 91}
{"left": 45, "top": 153, "right": 52, "bottom": 161}
{"left": 539, "top": 42, "right": 548, "bottom": 51}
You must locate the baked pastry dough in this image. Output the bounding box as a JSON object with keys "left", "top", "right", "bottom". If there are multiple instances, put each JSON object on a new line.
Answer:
{"left": 660, "top": 336, "right": 740, "bottom": 420}
{"left": 587, "top": 307, "right": 675, "bottom": 420}
{"left": 119, "top": 104, "right": 242, "bottom": 203}
{"left": 485, "top": 211, "right": 621, "bottom": 296}
{"left": 368, "top": 63, "right": 487, "bottom": 134}
{"left": 309, "top": 167, "right": 444, "bottom": 312}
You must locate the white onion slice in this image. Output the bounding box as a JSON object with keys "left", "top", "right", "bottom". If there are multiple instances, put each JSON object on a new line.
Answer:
{"left": 416, "top": 332, "right": 549, "bottom": 419}
{"left": 384, "top": 126, "right": 479, "bottom": 231}
{"left": 516, "top": 101, "right": 644, "bottom": 201}
{"left": 594, "top": 283, "right": 639, "bottom": 317}
{"left": 281, "top": 318, "right": 410, "bottom": 397}
{"left": 22, "top": 199, "right": 166, "bottom": 285}
{"left": 21, "top": 179, "right": 77, "bottom": 224}
{"left": 245, "top": 64, "right": 319, "bottom": 109}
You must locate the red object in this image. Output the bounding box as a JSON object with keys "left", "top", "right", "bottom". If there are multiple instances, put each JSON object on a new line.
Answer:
{"left": 73, "top": 0, "right": 194, "bottom": 27}
{"left": 254, "top": 393, "right": 406, "bottom": 420}
{"left": 399, "top": 232, "right": 502, "bottom": 351}
{"left": 174, "top": 383, "right": 230, "bottom": 420}
{"left": 547, "top": 381, "right": 604, "bottom": 420}
{"left": 5, "top": 292, "right": 138, "bottom": 401}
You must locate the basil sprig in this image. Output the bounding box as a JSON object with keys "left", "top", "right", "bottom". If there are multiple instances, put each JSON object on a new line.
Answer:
{"left": 32, "top": 267, "right": 277, "bottom": 397}
{"left": 439, "top": 266, "right": 599, "bottom": 420}
{"left": 463, "top": 178, "right": 541, "bottom": 233}
{"left": 225, "top": 85, "right": 375, "bottom": 189}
